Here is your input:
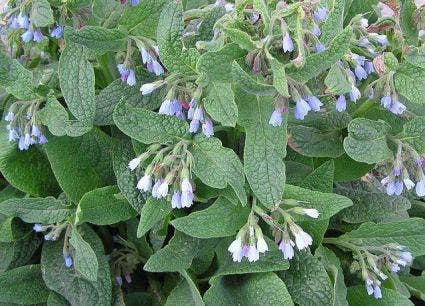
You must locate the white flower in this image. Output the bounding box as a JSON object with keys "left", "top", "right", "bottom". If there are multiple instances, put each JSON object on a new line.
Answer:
{"left": 256, "top": 236, "right": 268, "bottom": 253}
{"left": 303, "top": 208, "right": 320, "bottom": 218}
{"left": 279, "top": 239, "right": 295, "bottom": 260}
{"left": 403, "top": 178, "right": 415, "bottom": 190}
{"left": 228, "top": 237, "right": 243, "bottom": 262}
{"left": 373, "top": 284, "right": 382, "bottom": 299}
{"left": 181, "top": 191, "right": 194, "bottom": 208}
{"left": 137, "top": 174, "right": 152, "bottom": 192}
{"left": 360, "top": 18, "right": 369, "bottom": 28}
{"left": 128, "top": 157, "right": 141, "bottom": 171}
{"left": 171, "top": 191, "right": 182, "bottom": 209}
{"left": 140, "top": 83, "right": 155, "bottom": 95}
{"left": 181, "top": 178, "right": 193, "bottom": 193}
{"left": 155, "top": 180, "right": 169, "bottom": 198}
{"left": 366, "top": 278, "right": 374, "bottom": 295}
{"left": 294, "top": 229, "right": 313, "bottom": 250}
{"left": 246, "top": 246, "right": 260, "bottom": 262}
{"left": 416, "top": 177, "right": 425, "bottom": 197}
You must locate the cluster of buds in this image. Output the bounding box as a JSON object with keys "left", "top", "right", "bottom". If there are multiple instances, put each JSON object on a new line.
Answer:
{"left": 33, "top": 223, "right": 74, "bottom": 268}
{"left": 349, "top": 243, "right": 413, "bottom": 299}
{"left": 5, "top": 101, "right": 47, "bottom": 150}
{"left": 380, "top": 139, "right": 425, "bottom": 197}
{"left": 228, "top": 199, "right": 320, "bottom": 263}
{"left": 110, "top": 236, "right": 143, "bottom": 286}
{"left": 128, "top": 141, "right": 196, "bottom": 209}
{"left": 141, "top": 80, "right": 214, "bottom": 138}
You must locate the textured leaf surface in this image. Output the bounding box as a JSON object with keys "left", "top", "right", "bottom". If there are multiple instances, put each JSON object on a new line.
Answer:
{"left": 69, "top": 227, "right": 99, "bottom": 282}
{"left": 42, "top": 225, "right": 112, "bottom": 305}
{"left": 231, "top": 61, "right": 276, "bottom": 96}
{"left": 31, "top": 0, "right": 54, "bottom": 27}
{"left": 395, "top": 62, "right": 425, "bottom": 105}
{"left": 137, "top": 197, "right": 172, "bottom": 238}
{"left": 343, "top": 118, "right": 392, "bottom": 164}
{"left": 204, "top": 83, "right": 238, "bottom": 127}
{"left": 399, "top": 116, "right": 425, "bottom": 154}
{"left": 236, "top": 88, "right": 286, "bottom": 207}
{"left": 279, "top": 251, "right": 333, "bottom": 306}
{"left": 204, "top": 273, "right": 293, "bottom": 306}
{"left": 337, "top": 218, "right": 425, "bottom": 256}
{"left": 114, "top": 101, "right": 188, "bottom": 144}
{"left": 0, "top": 265, "right": 50, "bottom": 305}
{"left": 192, "top": 136, "right": 246, "bottom": 205}
{"left": 59, "top": 43, "right": 96, "bottom": 124}
{"left": 320, "top": 0, "right": 345, "bottom": 45}
{"left": 325, "top": 64, "right": 352, "bottom": 95}
{"left": 171, "top": 197, "right": 250, "bottom": 238}
{"left": 156, "top": 1, "right": 199, "bottom": 75}
{"left": 0, "top": 197, "right": 72, "bottom": 224}
{"left": 77, "top": 186, "right": 136, "bottom": 225}
{"left": 347, "top": 285, "right": 413, "bottom": 306}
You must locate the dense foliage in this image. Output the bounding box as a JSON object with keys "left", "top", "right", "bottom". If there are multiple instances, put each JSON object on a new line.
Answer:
{"left": 1, "top": 0, "right": 425, "bottom": 305}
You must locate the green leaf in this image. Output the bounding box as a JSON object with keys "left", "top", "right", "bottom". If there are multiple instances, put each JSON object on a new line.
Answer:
{"left": 0, "top": 197, "right": 72, "bottom": 224}
{"left": 31, "top": 0, "right": 54, "bottom": 27}
{"left": 0, "top": 233, "right": 41, "bottom": 272}
{"left": 204, "top": 272, "right": 294, "bottom": 306}
{"left": 47, "top": 291, "right": 69, "bottom": 306}
{"left": 278, "top": 251, "right": 334, "bottom": 306}
{"left": 289, "top": 125, "right": 345, "bottom": 158}
{"left": 400, "top": 0, "right": 418, "bottom": 46}
{"left": 64, "top": 26, "right": 126, "bottom": 53}
{"left": 400, "top": 276, "right": 425, "bottom": 301}
{"left": 144, "top": 231, "right": 217, "bottom": 273}
{"left": 44, "top": 135, "right": 103, "bottom": 203}
{"left": 69, "top": 227, "right": 99, "bottom": 282}
{"left": 231, "top": 61, "right": 276, "bottom": 96}
{"left": 119, "top": 0, "right": 167, "bottom": 38}
{"left": 325, "top": 64, "right": 352, "bottom": 95}
{"left": 399, "top": 116, "right": 425, "bottom": 154}
{"left": 395, "top": 62, "right": 425, "bottom": 105}
{"left": 283, "top": 184, "right": 353, "bottom": 220}
{"left": 320, "top": 0, "right": 346, "bottom": 45}
{"left": 405, "top": 46, "right": 425, "bottom": 69}
{"left": 236, "top": 88, "right": 287, "bottom": 208}
{"left": 221, "top": 27, "right": 257, "bottom": 51}
{"left": 0, "top": 265, "right": 50, "bottom": 305}
{"left": 345, "top": 0, "right": 378, "bottom": 22}
{"left": 269, "top": 57, "right": 289, "bottom": 97}
{"left": 38, "top": 94, "right": 92, "bottom": 137}
{"left": 114, "top": 100, "right": 188, "bottom": 144}
{"left": 204, "top": 83, "right": 238, "bottom": 127}
{"left": 211, "top": 238, "right": 289, "bottom": 282}
{"left": 343, "top": 118, "right": 392, "bottom": 164}
{"left": 337, "top": 218, "right": 425, "bottom": 256}
{"left": 196, "top": 43, "right": 245, "bottom": 85}
{"left": 112, "top": 132, "right": 146, "bottom": 212}
{"left": 0, "top": 51, "right": 38, "bottom": 100}
{"left": 315, "top": 246, "right": 349, "bottom": 306}
{"left": 335, "top": 185, "right": 411, "bottom": 223}
{"left": 192, "top": 136, "right": 247, "bottom": 205}
{"left": 171, "top": 197, "right": 250, "bottom": 238}
{"left": 156, "top": 1, "right": 199, "bottom": 75}
{"left": 333, "top": 154, "right": 375, "bottom": 182}
{"left": 58, "top": 42, "right": 96, "bottom": 124}
{"left": 95, "top": 79, "right": 163, "bottom": 126}
{"left": 0, "top": 123, "right": 59, "bottom": 197}
{"left": 41, "top": 225, "right": 112, "bottom": 305}
{"left": 165, "top": 271, "right": 205, "bottom": 306}
{"left": 288, "top": 26, "right": 353, "bottom": 83}
{"left": 346, "top": 285, "right": 413, "bottom": 306}
{"left": 137, "top": 197, "right": 172, "bottom": 238}
{"left": 76, "top": 186, "right": 136, "bottom": 225}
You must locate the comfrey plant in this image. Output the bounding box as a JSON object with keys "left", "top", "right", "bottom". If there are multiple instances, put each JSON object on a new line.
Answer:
{"left": 1, "top": 0, "right": 425, "bottom": 305}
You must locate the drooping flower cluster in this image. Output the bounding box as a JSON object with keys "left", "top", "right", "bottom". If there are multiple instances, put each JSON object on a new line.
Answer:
{"left": 228, "top": 200, "right": 320, "bottom": 263}
{"left": 110, "top": 236, "right": 143, "bottom": 286}
{"left": 128, "top": 141, "right": 196, "bottom": 209}
{"left": 5, "top": 101, "right": 47, "bottom": 150}
{"left": 228, "top": 215, "right": 268, "bottom": 262}
{"left": 33, "top": 223, "right": 73, "bottom": 267}
{"left": 380, "top": 140, "right": 425, "bottom": 197}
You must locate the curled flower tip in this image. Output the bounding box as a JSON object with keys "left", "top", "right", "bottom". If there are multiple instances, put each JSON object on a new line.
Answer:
{"left": 64, "top": 255, "right": 73, "bottom": 268}
{"left": 128, "top": 156, "right": 142, "bottom": 171}
{"left": 140, "top": 83, "right": 155, "bottom": 95}
{"left": 303, "top": 208, "right": 320, "bottom": 218}
{"left": 294, "top": 229, "right": 313, "bottom": 250}
{"left": 294, "top": 99, "right": 311, "bottom": 120}
{"left": 305, "top": 96, "right": 323, "bottom": 112}
{"left": 115, "top": 276, "right": 123, "bottom": 286}
{"left": 202, "top": 118, "right": 214, "bottom": 138}
{"left": 269, "top": 109, "right": 283, "bottom": 127}
{"left": 282, "top": 32, "right": 294, "bottom": 53}
{"left": 33, "top": 224, "right": 43, "bottom": 232}
{"left": 256, "top": 236, "right": 268, "bottom": 253}
{"left": 279, "top": 239, "right": 295, "bottom": 260}
{"left": 336, "top": 95, "right": 347, "bottom": 112}
{"left": 137, "top": 174, "right": 152, "bottom": 192}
